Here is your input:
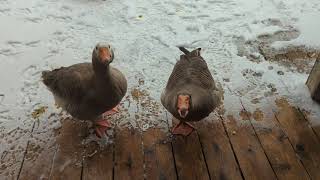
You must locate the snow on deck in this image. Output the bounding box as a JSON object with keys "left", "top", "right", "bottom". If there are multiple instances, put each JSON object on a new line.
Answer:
{"left": 1, "top": 0, "right": 320, "bottom": 179}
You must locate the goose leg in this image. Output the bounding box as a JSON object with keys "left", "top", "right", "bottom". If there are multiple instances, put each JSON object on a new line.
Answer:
{"left": 95, "top": 119, "right": 111, "bottom": 138}
{"left": 172, "top": 121, "right": 195, "bottom": 136}
{"left": 103, "top": 105, "right": 120, "bottom": 117}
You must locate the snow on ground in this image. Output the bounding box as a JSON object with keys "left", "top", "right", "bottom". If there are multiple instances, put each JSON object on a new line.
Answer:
{"left": 0, "top": 0, "right": 320, "bottom": 148}
{"left": 272, "top": 11, "right": 320, "bottom": 49}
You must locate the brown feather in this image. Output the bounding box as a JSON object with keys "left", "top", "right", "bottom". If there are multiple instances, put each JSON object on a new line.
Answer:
{"left": 42, "top": 46, "right": 127, "bottom": 121}
{"left": 161, "top": 47, "right": 221, "bottom": 122}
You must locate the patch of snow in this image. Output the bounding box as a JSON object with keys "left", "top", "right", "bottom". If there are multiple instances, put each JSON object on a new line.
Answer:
{"left": 272, "top": 12, "right": 320, "bottom": 49}
{"left": 0, "top": 1, "right": 320, "bottom": 172}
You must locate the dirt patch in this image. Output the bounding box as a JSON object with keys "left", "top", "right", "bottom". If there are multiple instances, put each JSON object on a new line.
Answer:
{"left": 130, "top": 88, "right": 148, "bottom": 102}
{"left": 252, "top": 108, "right": 264, "bottom": 121}
{"left": 114, "top": 77, "right": 167, "bottom": 130}
{"left": 260, "top": 46, "right": 319, "bottom": 73}
{"left": 239, "top": 109, "right": 250, "bottom": 121}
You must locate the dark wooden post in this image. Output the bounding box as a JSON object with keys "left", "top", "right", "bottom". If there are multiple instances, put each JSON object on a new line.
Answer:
{"left": 306, "top": 56, "right": 320, "bottom": 102}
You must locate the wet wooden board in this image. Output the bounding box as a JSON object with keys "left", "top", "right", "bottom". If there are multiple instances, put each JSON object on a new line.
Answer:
{"left": 82, "top": 113, "right": 116, "bottom": 180}
{"left": 137, "top": 90, "right": 177, "bottom": 179}
{"left": 241, "top": 99, "right": 310, "bottom": 180}
{"left": 114, "top": 127, "right": 144, "bottom": 180}
{"left": 171, "top": 118, "right": 210, "bottom": 180}
{"left": 221, "top": 97, "right": 277, "bottom": 180}
{"left": 274, "top": 98, "right": 320, "bottom": 179}
{"left": 0, "top": 123, "right": 35, "bottom": 180}
{"left": 277, "top": 73, "right": 320, "bottom": 139}
{"left": 312, "top": 125, "right": 320, "bottom": 139}
{"left": 143, "top": 127, "right": 177, "bottom": 180}
{"left": 195, "top": 114, "right": 243, "bottom": 180}
{"left": 49, "top": 119, "right": 87, "bottom": 180}
{"left": 222, "top": 115, "right": 277, "bottom": 180}
{"left": 299, "top": 109, "right": 320, "bottom": 140}
{"left": 9, "top": 95, "right": 320, "bottom": 180}
{"left": 82, "top": 141, "right": 113, "bottom": 180}
{"left": 18, "top": 118, "right": 59, "bottom": 180}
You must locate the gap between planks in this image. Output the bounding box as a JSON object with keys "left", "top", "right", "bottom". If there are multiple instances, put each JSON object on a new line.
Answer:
{"left": 16, "top": 122, "right": 36, "bottom": 180}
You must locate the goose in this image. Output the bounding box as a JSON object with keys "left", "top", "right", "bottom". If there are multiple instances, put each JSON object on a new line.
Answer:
{"left": 42, "top": 43, "right": 127, "bottom": 137}
{"left": 161, "top": 47, "right": 221, "bottom": 136}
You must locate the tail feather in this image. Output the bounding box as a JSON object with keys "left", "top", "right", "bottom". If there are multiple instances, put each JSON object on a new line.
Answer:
{"left": 178, "top": 47, "right": 190, "bottom": 55}
{"left": 41, "top": 70, "right": 55, "bottom": 87}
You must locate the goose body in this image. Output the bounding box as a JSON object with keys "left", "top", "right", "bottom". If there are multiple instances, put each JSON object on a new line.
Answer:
{"left": 161, "top": 47, "right": 221, "bottom": 135}
{"left": 42, "top": 43, "right": 127, "bottom": 137}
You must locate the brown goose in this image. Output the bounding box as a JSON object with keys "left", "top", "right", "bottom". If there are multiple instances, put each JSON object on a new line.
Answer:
{"left": 161, "top": 47, "right": 221, "bottom": 136}
{"left": 42, "top": 43, "right": 127, "bottom": 138}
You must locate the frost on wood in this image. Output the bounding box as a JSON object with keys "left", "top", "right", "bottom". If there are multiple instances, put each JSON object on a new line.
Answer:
{"left": 306, "top": 57, "right": 320, "bottom": 102}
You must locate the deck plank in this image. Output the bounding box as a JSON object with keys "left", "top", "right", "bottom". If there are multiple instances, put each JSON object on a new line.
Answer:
{"left": 195, "top": 113, "right": 243, "bottom": 180}
{"left": 299, "top": 109, "right": 320, "bottom": 139}
{"left": 142, "top": 109, "right": 176, "bottom": 180}
{"left": 49, "top": 119, "right": 87, "bottom": 180}
{"left": 221, "top": 95, "right": 276, "bottom": 180}
{"left": 275, "top": 74, "right": 320, "bottom": 140}
{"left": 82, "top": 114, "right": 117, "bottom": 180}
{"left": 0, "top": 123, "right": 34, "bottom": 180}
{"left": 82, "top": 141, "right": 113, "bottom": 180}
{"left": 143, "top": 127, "right": 177, "bottom": 180}
{"left": 114, "top": 127, "right": 144, "bottom": 180}
{"left": 171, "top": 117, "right": 210, "bottom": 180}
{"left": 273, "top": 98, "right": 320, "bottom": 179}
{"left": 241, "top": 98, "right": 310, "bottom": 180}
{"left": 18, "top": 117, "right": 59, "bottom": 180}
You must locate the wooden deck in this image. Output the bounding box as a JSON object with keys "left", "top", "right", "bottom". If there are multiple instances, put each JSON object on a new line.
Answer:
{"left": 1, "top": 91, "right": 320, "bottom": 180}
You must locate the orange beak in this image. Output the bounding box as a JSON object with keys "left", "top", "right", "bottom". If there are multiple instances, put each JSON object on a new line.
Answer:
{"left": 177, "top": 95, "right": 190, "bottom": 118}
{"left": 99, "top": 47, "right": 112, "bottom": 62}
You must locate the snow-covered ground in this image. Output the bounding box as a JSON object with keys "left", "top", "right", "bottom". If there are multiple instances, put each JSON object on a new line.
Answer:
{"left": 1, "top": 0, "right": 320, "bottom": 159}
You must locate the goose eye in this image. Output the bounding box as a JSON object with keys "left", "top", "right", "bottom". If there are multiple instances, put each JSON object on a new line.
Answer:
{"left": 108, "top": 45, "right": 111, "bottom": 49}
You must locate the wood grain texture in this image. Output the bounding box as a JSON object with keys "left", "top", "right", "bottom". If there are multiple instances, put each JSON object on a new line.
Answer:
{"left": 82, "top": 142, "right": 113, "bottom": 180}
{"left": 196, "top": 114, "right": 243, "bottom": 180}
{"left": 143, "top": 128, "right": 177, "bottom": 180}
{"left": 49, "top": 119, "right": 87, "bottom": 180}
{"left": 114, "top": 127, "right": 144, "bottom": 180}
{"left": 274, "top": 98, "right": 320, "bottom": 179}
{"left": 171, "top": 117, "right": 210, "bottom": 180}
{"left": 241, "top": 98, "right": 310, "bottom": 180}
{"left": 220, "top": 94, "right": 277, "bottom": 180}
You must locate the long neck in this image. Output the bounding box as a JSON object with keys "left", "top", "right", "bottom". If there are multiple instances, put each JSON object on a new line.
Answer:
{"left": 95, "top": 65, "right": 110, "bottom": 78}
{"left": 92, "top": 58, "right": 111, "bottom": 80}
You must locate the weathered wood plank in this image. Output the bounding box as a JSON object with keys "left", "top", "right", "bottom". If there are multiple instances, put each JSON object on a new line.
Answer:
{"left": 82, "top": 113, "right": 117, "bottom": 180}
{"left": 299, "top": 109, "right": 320, "bottom": 140}
{"left": 241, "top": 98, "right": 310, "bottom": 180}
{"left": 306, "top": 58, "right": 320, "bottom": 102}
{"left": 195, "top": 113, "right": 243, "bottom": 180}
{"left": 0, "top": 123, "right": 34, "bottom": 180}
{"left": 49, "top": 119, "right": 87, "bottom": 180}
{"left": 82, "top": 141, "right": 113, "bottom": 180}
{"left": 143, "top": 127, "right": 177, "bottom": 180}
{"left": 18, "top": 116, "right": 59, "bottom": 180}
{"left": 114, "top": 127, "right": 144, "bottom": 180}
{"left": 274, "top": 98, "right": 320, "bottom": 179}
{"left": 129, "top": 85, "right": 177, "bottom": 179}
{"left": 171, "top": 117, "right": 210, "bottom": 180}
{"left": 274, "top": 66, "right": 320, "bottom": 140}
{"left": 221, "top": 95, "right": 276, "bottom": 180}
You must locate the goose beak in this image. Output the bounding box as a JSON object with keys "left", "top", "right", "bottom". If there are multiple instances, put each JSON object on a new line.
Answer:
{"left": 99, "top": 47, "right": 113, "bottom": 63}
{"left": 178, "top": 108, "right": 189, "bottom": 118}
{"left": 177, "top": 94, "right": 190, "bottom": 118}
